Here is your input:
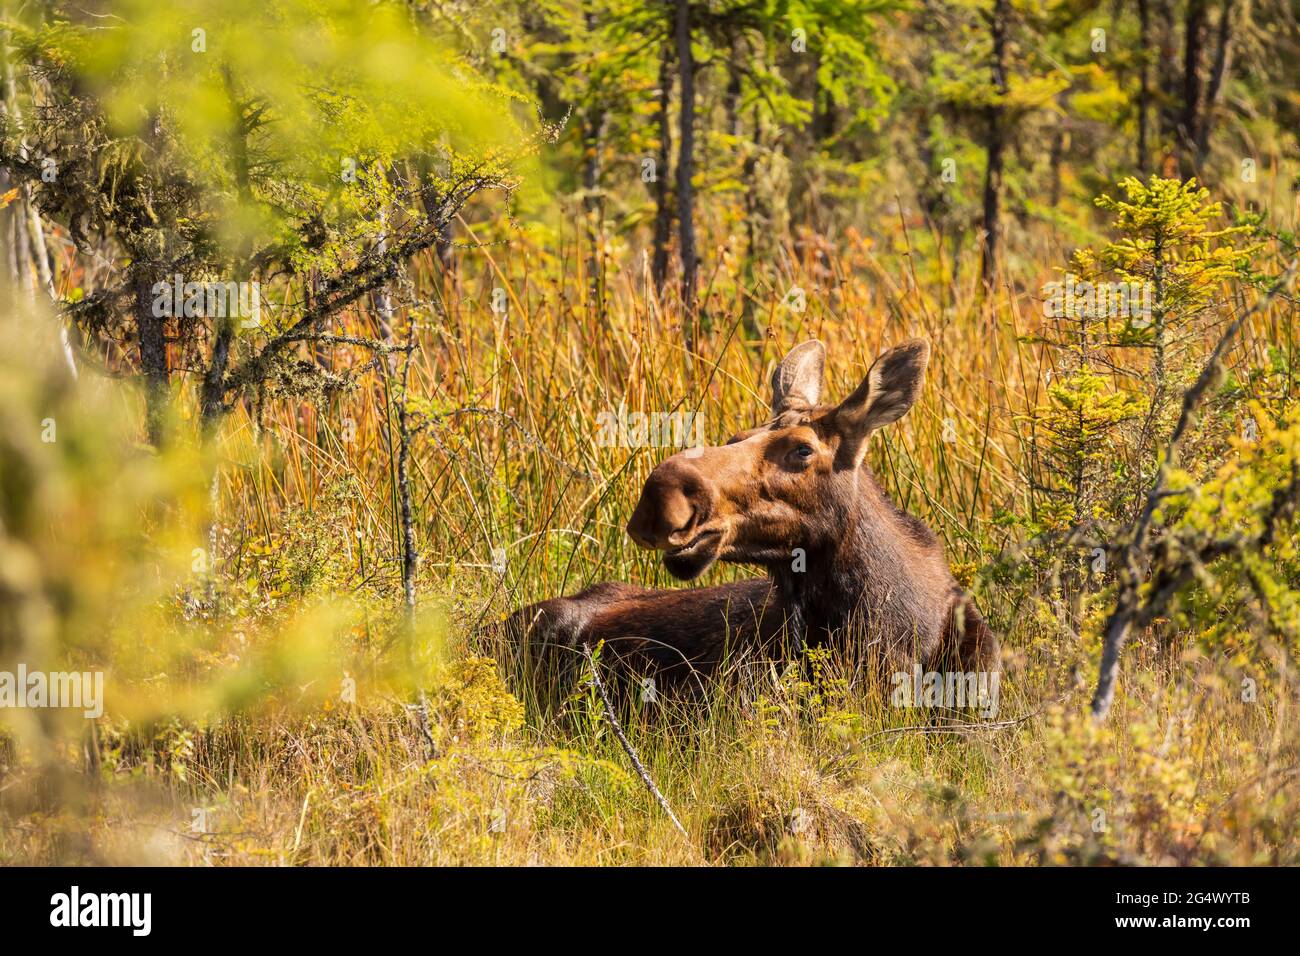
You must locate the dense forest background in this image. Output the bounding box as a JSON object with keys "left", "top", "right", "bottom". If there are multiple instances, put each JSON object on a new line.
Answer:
{"left": 1, "top": 0, "right": 1298, "bottom": 865}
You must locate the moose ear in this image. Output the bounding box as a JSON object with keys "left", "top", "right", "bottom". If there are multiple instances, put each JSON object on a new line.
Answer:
{"left": 833, "top": 338, "right": 930, "bottom": 464}
{"left": 771, "top": 340, "right": 826, "bottom": 414}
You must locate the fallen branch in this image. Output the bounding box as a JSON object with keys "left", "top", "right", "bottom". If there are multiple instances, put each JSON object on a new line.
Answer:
{"left": 581, "top": 643, "right": 689, "bottom": 840}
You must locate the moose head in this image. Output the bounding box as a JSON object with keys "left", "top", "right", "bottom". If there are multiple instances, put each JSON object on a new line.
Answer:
{"left": 626, "top": 338, "right": 931, "bottom": 582}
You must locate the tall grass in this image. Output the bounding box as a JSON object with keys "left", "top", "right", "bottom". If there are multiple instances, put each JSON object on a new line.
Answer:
{"left": 1, "top": 206, "right": 1296, "bottom": 866}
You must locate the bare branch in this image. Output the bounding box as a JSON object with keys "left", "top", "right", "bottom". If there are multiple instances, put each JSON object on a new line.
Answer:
{"left": 581, "top": 643, "right": 690, "bottom": 841}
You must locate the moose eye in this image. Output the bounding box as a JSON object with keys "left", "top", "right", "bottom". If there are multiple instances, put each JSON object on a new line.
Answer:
{"left": 788, "top": 443, "right": 815, "bottom": 465}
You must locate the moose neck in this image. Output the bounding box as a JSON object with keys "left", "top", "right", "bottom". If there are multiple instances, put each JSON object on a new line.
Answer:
{"left": 768, "top": 469, "right": 940, "bottom": 640}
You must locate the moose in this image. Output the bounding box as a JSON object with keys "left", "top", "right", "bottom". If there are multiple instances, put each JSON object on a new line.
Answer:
{"left": 507, "top": 338, "right": 998, "bottom": 690}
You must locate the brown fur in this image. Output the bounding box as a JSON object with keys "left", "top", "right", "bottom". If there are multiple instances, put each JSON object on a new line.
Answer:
{"left": 506, "top": 578, "right": 789, "bottom": 689}
{"left": 503, "top": 338, "right": 999, "bottom": 691}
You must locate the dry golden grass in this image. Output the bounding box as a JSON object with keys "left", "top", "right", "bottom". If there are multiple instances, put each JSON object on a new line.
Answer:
{"left": 1, "top": 211, "right": 1297, "bottom": 866}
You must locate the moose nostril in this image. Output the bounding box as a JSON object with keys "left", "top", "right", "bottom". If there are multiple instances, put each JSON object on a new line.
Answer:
{"left": 626, "top": 461, "right": 709, "bottom": 550}
{"left": 661, "top": 494, "right": 695, "bottom": 540}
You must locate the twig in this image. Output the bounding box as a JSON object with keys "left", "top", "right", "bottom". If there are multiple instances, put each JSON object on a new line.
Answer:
{"left": 859, "top": 693, "right": 1070, "bottom": 745}
{"left": 291, "top": 791, "right": 311, "bottom": 859}
{"left": 414, "top": 694, "right": 437, "bottom": 760}
{"left": 412, "top": 405, "right": 594, "bottom": 481}
{"left": 861, "top": 710, "right": 1039, "bottom": 743}
{"left": 581, "top": 643, "right": 689, "bottom": 839}
{"left": 279, "top": 332, "right": 413, "bottom": 354}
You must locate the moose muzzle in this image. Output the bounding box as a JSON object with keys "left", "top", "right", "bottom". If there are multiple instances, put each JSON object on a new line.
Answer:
{"left": 626, "top": 453, "right": 715, "bottom": 550}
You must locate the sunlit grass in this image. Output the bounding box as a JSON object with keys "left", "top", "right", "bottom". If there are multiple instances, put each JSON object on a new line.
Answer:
{"left": 1, "top": 212, "right": 1296, "bottom": 866}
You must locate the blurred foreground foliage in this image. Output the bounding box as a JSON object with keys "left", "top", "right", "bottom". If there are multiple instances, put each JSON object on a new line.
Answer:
{"left": 1, "top": 0, "right": 1297, "bottom": 865}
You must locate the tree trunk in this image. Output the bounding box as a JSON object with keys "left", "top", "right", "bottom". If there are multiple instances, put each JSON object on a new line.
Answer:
{"left": 135, "top": 266, "right": 171, "bottom": 447}
{"left": 1048, "top": 106, "right": 1066, "bottom": 208}
{"left": 582, "top": 111, "right": 605, "bottom": 316}
{"left": 415, "top": 158, "right": 457, "bottom": 290}
{"left": 3, "top": 56, "right": 76, "bottom": 377}
{"left": 12, "top": 191, "right": 32, "bottom": 292}
{"left": 980, "top": 0, "right": 1009, "bottom": 289}
{"left": 1137, "top": 0, "right": 1150, "bottom": 173}
{"left": 730, "top": 46, "right": 763, "bottom": 343}
{"left": 1194, "top": 0, "right": 1233, "bottom": 164}
{"left": 1156, "top": 0, "right": 1180, "bottom": 174}
{"left": 201, "top": 72, "right": 255, "bottom": 433}
{"left": 674, "top": 0, "right": 698, "bottom": 338}
{"left": 582, "top": 11, "right": 606, "bottom": 317}
{"left": 1178, "top": 0, "right": 1207, "bottom": 173}
{"left": 650, "top": 42, "right": 675, "bottom": 295}
{"left": 396, "top": 319, "right": 418, "bottom": 619}
{"left": 3, "top": 200, "right": 17, "bottom": 282}
{"left": 20, "top": 194, "right": 77, "bottom": 378}
{"left": 199, "top": 322, "right": 235, "bottom": 428}
{"left": 810, "top": 56, "right": 836, "bottom": 145}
